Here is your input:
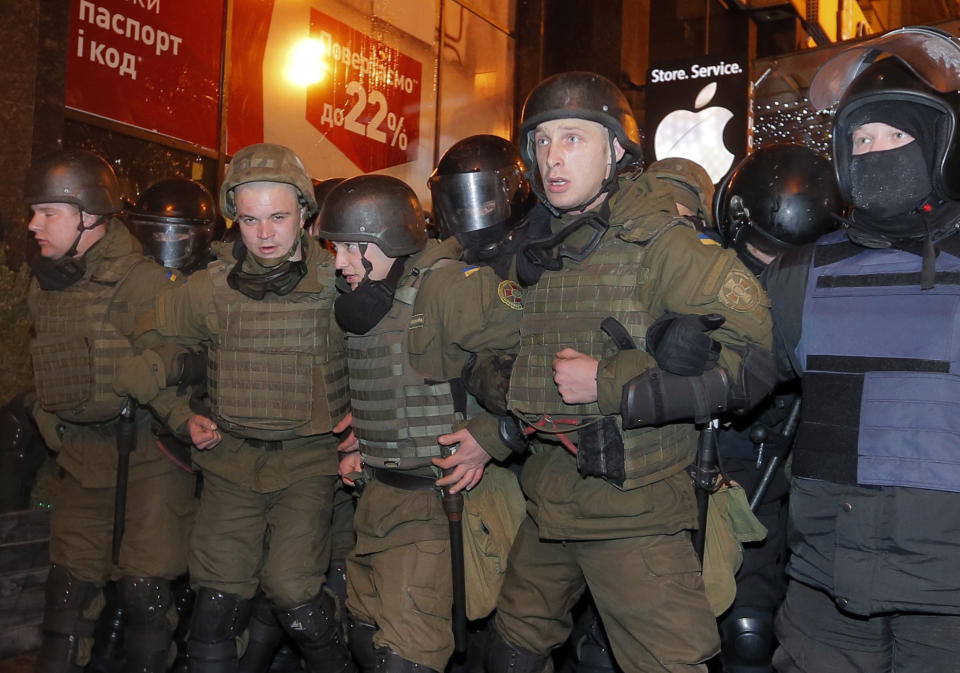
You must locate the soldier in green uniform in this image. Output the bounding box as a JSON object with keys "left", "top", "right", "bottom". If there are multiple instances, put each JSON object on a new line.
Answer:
{"left": 24, "top": 149, "right": 197, "bottom": 673}
{"left": 483, "top": 72, "right": 777, "bottom": 673}
{"left": 317, "top": 175, "right": 523, "bottom": 673}
{"left": 133, "top": 144, "right": 355, "bottom": 673}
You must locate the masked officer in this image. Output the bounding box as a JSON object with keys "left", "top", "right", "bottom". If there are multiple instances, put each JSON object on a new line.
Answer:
{"left": 24, "top": 149, "right": 196, "bottom": 673}
{"left": 131, "top": 143, "right": 354, "bottom": 673}
{"left": 482, "top": 72, "right": 776, "bottom": 673}
{"left": 428, "top": 133, "right": 532, "bottom": 280}
{"left": 317, "top": 174, "right": 523, "bottom": 673}
{"left": 762, "top": 27, "right": 960, "bottom": 672}
{"left": 127, "top": 178, "right": 217, "bottom": 276}
{"left": 710, "top": 144, "right": 841, "bottom": 673}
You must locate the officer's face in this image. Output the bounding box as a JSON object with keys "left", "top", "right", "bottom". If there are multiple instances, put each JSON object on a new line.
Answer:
{"left": 851, "top": 122, "right": 916, "bottom": 155}
{"left": 533, "top": 118, "right": 624, "bottom": 213}
{"left": 235, "top": 182, "right": 305, "bottom": 260}
{"left": 332, "top": 241, "right": 394, "bottom": 290}
{"left": 28, "top": 203, "right": 99, "bottom": 260}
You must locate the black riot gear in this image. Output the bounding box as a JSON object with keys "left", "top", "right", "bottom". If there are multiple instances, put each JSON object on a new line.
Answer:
{"left": 127, "top": 178, "right": 216, "bottom": 273}
{"left": 518, "top": 71, "right": 642, "bottom": 215}
{"left": 715, "top": 144, "right": 842, "bottom": 272}
{"left": 317, "top": 175, "right": 427, "bottom": 257}
{"left": 428, "top": 134, "right": 532, "bottom": 262}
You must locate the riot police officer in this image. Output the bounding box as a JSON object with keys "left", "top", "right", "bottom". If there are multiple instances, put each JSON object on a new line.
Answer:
{"left": 712, "top": 144, "right": 842, "bottom": 673}
{"left": 25, "top": 149, "right": 196, "bottom": 673}
{"left": 319, "top": 175, "right": 524, "bottom": 673}
{"left": 763, "top": 27, "right": 960, "bottom": 672}
{"left": 127, "top": 178, "right": 217, "bottom": 275}
{"left": 131, "top": 143, "right": 355, "bottom": 673}
{"left": 483, "top": 71, "right": 776, "bottom": 673}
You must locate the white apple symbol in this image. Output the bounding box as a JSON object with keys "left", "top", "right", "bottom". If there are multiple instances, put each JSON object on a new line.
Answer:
{"left": 654, "top": 82, "right": 735, "bottom": 183}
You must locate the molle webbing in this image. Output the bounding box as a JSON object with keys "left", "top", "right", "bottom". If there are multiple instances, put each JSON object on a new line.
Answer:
{"left": 508, "top": 230, "right": 697, "bottom": 489}
{"left": 346, "top": 262, "right": 460, "bottom": 463}
{"left": 30, "top": 255, "right": 142, "bottom": 423}
{"left": 208, "top": 266, "right": 349, "bottom": 440}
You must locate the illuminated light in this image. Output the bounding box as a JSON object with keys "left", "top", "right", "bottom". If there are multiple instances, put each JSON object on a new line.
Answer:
{"left": 286, "top": 38, "right": 330, "bottom": 87}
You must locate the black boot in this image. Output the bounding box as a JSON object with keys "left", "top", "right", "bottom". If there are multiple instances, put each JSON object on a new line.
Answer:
{"left": 118, "top": 576, "right": 175, "bottom": 673}
{"left": 238, "top": 595, "right": 284, "bottom": 673}
{"left": 85, "top": 581, "right": 124, "bottom": 673}
{"left": 170, "top": 575, "right": 196, "bottom": 673}
{"left": 274, "top": 591, "right": 356, "bottom": 673}
{"left": 372, "top": 649, "right": 438, "bottom": 673}
{"left": 186, "top": 588, "right": 252, "bottom": 673}
{"left": 37, "top": 564, "right": 100, "bottom": 673}
{"left": 484, "top": 628, "right": 549, "bottom": 673}
{"left": 718, "top": 607, "right": 776, "bottom": 673}
{"left": 346, "top": 614, "right": 377, "bottom": 673}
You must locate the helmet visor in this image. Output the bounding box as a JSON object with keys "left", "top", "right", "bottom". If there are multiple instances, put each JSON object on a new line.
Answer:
{"left": 809, "top": 27, "right": 960, "bottom": 110}
{"left": 428, "top": 170, "right": 514, "bottom": 237}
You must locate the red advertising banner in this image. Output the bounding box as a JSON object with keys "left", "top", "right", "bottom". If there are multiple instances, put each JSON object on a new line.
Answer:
{"left": 66, "top": 0, "right": 225, "bottom": 150}
{"left": 305, "top": 9, "right": 422, "bottom": 172}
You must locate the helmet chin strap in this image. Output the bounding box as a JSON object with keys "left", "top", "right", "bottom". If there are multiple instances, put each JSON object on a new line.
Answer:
{"left": 64, "top": 210, "right": 106, "bottom": 258}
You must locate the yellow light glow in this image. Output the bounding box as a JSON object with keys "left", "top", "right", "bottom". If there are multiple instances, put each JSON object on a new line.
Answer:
{"left": 286, "top": 38, "right": 330, "bottom": 87}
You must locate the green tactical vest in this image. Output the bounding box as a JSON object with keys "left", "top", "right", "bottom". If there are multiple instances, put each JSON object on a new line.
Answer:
{"left": 507, "top": 225, "right": 696, "bottom": 490}
{"left": 206, "top": 261, "right": 350, "bottom": 441}
{"left": 346, "top": 259, "right": 462, "bottom": 468}
{"left": 30, "top": 255, "right": 143, "bottom": 423}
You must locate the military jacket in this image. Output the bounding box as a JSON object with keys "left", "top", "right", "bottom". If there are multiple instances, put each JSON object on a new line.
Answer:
{"left": 515, "top": 174, "right": 773, "bottom": 540}
{"left": 149, "top": 235, "right": 345, "bottom": 491}
{"left": 27, "top": 219, "right": 183, "bottom": 488}
{"left": 347, "top": 237, "right": 522, "bottom": 552}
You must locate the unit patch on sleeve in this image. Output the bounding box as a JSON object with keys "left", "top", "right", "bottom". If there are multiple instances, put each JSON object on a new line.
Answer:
{"left": 497, "top": 280, "right": 523, "bottom": 310}
{"left": 409, "top": 313, "right": 425, "bottom": 329}
{"left": 718, "top": 270, "right": 759, "bottom": 312}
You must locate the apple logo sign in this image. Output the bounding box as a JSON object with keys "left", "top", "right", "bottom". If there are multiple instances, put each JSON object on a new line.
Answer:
{"left": 654, "top": 82, "right": 735, "bottom": 183}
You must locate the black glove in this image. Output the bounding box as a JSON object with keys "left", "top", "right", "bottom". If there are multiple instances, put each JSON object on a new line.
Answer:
{"left": 646, "top": 312, "right": 725, "bottom": 376}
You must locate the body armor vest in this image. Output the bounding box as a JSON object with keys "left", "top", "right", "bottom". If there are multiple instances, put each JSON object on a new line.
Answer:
{"left": 795, "top": 230, "right": 960, "bottom": 492}
{"left": 346, "top": 260, "right": 462, "bottom": 468}
{"left": 508, "top": 225, "right": 696, "bottom": 489}
{"left": 30, "top": 255, "right": 142, "bottom": 423}
{"left": 207, "top": 261, "right": 349, "bottom": 441}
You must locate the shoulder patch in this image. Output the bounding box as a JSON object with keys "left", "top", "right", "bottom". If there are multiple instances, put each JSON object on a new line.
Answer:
{"left": 497, "top": 280, "right": 523, "bottom": 310}
{"left": 461, "top": 265, "right": 480, "bottom": 277}
{"left": 409, "top": 313, "right": 425, "bottom": 329}
{"left": 698, "top": 233, "right": 722, "bottom": 246}
{"left": 718, "top": 269, "right": 760, "bottom": 312}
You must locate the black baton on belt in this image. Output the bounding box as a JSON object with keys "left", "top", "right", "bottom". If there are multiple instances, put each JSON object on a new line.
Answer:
{"left": 749, "top": 397, "right": 801, "bottom": 513}
{"left": 692, "top": 419, "right": 720, "bottom": 561}
{"left": 440, "top": 446, "right": 467, "bottom": 653}
{"left": 112, "top": 399, "right": 136, "bottom": 565}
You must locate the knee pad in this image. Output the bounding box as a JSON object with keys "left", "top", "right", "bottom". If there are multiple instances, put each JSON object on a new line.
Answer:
{"left": 720, "top": 608, "right": 776, "bottom": 673}
{"left": 373, "top": 648, "right": 439, "bottom": 673}
{"left": 189, "top": 588, "right": 251, "bottom": 643}
{"left": 274, "top": 591, "right": 354, "bottom": 673}
{"left": 37, "top": 565, "right": 101, "bottom": 673}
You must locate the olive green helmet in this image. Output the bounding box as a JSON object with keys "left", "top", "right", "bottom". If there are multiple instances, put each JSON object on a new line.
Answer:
{"left": 220, "top": 143, "right": 317, "bottom": 220}
{"left": 647, "top": 157, "right": 715, "bottom": 225}
{"left": 24, "top": 149, "right": 122, "bottom": 216}
{"left": 317, "top": 175, "right": 427, "bottom": 257}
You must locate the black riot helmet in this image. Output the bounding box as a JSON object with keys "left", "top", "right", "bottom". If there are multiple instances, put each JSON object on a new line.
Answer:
{"left": 127, "top": 178, "right": 216, "bottom": 273}
{"left": 519, "top": 72, "right": 643, "bottom": 215}
{"left": 428, "top": 134, "right": 532, "bottom": 261}
{"left": 25, "top": 149, "right": 123, "bottom": 216}
{"left": 715, "top": 144, "right": 843, "bottom": 272}
{"left": 809, "top": 26, "right": 960, "bottom": 206}
{"left": 317, "top": 175, "right": 427, "bottom": 257}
